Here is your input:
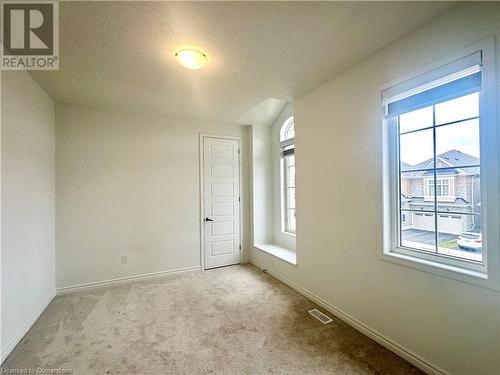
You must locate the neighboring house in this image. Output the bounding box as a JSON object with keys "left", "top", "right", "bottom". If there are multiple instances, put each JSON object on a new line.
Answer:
{"left": 401, "top": 150, "right": 481, "bottom": 235}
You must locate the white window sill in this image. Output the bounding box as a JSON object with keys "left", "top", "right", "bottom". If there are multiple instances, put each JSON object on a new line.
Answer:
{"left": 379, "top": 249, "right": 499, "bottom": 291}
{"left": 281, "top": 231, "right": 296, "bottom": 238}
{"left": 254, "top": 243, "right": 297, "bottom": 265}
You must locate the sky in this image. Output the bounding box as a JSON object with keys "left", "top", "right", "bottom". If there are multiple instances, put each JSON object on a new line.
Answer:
{"left": 399, "top": 93, "right": 480, "bottom": 166}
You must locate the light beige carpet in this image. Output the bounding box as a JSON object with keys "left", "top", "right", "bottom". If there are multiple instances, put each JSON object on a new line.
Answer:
{"left": 3, "top": 265, "right": 422, "bottom": 374}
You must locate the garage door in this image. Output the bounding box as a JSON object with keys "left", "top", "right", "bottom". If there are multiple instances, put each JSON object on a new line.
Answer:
{"left": 437, "top": 214, "right": 463, "bottom": 235}
{"left": 412, "top": 213, "right": 434, "bottom": 232}
{"left": 412, "top": 213, "right": 464, "bottom": 235}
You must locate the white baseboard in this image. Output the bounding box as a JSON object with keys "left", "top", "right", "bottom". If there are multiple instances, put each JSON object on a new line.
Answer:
{"left": 56, "top": 266, "right": 201, "bottom": 295}
{"left": 250, "top": 260, "right": 449, "bottom": 375}
{"left": 1, "top": 291, "right": 56, "bottom": 364}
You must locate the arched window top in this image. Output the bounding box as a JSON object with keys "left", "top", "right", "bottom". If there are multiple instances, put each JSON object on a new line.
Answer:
{"left": 280, "top": 116, "right": 294, "bottom": 142}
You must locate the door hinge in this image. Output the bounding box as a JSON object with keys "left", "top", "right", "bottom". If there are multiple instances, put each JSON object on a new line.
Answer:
{"left": 239, "top": 244, "right": 241, "bottom": 251}
{"left": 238, "top": 148, "right": 240, "bottom": 154}
{"left": 239, "top": 197, "right": 241, "bottom": 202}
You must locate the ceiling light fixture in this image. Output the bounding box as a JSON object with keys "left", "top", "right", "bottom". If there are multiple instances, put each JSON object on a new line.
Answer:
{"left": 175, "top": 48, "right": 208, "bottom": 70}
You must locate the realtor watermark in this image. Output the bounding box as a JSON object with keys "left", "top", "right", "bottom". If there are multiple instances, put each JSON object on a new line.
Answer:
{"left": 1, "top": 0, "right": 59, "bottom": 69}
{"left": 0, "top": 369, "right": 72, "bottom": 374}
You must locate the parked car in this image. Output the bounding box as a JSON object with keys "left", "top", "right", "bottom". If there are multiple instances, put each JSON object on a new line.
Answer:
{"left": 457, "top": 232, "right": 482, "bottom": 252}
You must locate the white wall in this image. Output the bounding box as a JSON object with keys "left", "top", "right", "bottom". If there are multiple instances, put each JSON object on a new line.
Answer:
{"left": 56, "top": 103, "right": 250, "bottom": 289}
{"left": 250, "top": 124, "right": 273, "bottom": 245}
{"left": 251, "top": 3, "right": 500, "bottom": 374}
{"left": 1, "top": 71, "right": 56, "bottom": 361}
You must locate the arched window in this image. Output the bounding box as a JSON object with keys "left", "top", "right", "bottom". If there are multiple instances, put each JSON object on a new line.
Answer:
{"left": 280, "top": 117, "right": 295, "bottom": 142}
{"left": 280, "top": 117, "right": 295, "bottom": 234}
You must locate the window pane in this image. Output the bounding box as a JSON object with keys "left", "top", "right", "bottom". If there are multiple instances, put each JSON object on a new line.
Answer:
{"left": 399, "top": 106, "right": 433, "bottom": 134}
{"left": 437, "top": 214, "right": 482, "bottom": 262}
{"left": 287, "top": 170, "right": 295, "bottom": 188}
{"left": 400, "top": 128, "right": 434, "bottom": 171}
{"left": 442, "top": 180, "right": 450, "bottom": 196}
{"left": 435, "top": 119, "right": 480, "bottom": 167}
{"left": 284, "top": 153, "right": 296, "bottom": 234}
{"left": 425, "top": 177, "right": 436, "bottom": 198}
{"left": 286, "top": 155, "right": 295, "bottom": 188}
{"left": 435, "top": 167, "right": 480, "bottom": 213}
{"left": 286, "top": 123, "right": 295, "bottom": 140}
{"left": 435, "top": 92, "right": 479, "bottom": 125}
{"left": 400, "top": 172, "right": 435, "bottom": 211}
{"left": 401, "top": 211, "right": 436, "bottom": 252}
{"left": 288, "top": 209, "right": 296, "bottom": 233}
{"left": 288, "top": 187, "right": 295, "bottom": 209}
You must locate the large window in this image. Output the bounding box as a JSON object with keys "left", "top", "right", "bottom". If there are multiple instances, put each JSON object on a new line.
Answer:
{"left": 398, "top": 92, "right": 481, "bottom": 263}
{"left": 280, "top": 117, "right": 295, "bottom": 234}
{"left": 381, "top": 47, "right": 499, "bottom": 280}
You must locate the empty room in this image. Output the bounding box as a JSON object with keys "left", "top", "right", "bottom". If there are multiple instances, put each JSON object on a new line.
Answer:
{"left": 1, "top": 1, "right": 500, "bottom": 374}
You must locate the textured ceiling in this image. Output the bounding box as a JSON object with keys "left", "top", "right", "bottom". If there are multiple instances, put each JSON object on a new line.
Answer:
{"left": 30, "top": 1, "right": 454, "bottom": 124}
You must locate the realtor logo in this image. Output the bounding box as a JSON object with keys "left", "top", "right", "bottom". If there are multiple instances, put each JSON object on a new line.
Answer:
{"left": 1, "top": 0, "right": 59, "bottom": 69}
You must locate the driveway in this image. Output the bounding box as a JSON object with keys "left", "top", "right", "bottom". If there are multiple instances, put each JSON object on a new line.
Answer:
{"left": 402, "top": 229, "right": 457, "bottom": 246}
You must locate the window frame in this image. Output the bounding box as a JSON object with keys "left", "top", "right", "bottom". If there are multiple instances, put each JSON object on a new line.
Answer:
{"left": 394, "top": 72, "right": 484, "bottom": 272}
{"left": 280, "top": 117, "right": 296, "bottom": 235}
{"left": 380, "top": 39, "right": 500, "bottom": 290}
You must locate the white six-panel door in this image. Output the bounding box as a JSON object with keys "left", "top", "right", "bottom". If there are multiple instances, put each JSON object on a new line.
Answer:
{"left": 202, "top": 136, "right": 241, "bottom": 269}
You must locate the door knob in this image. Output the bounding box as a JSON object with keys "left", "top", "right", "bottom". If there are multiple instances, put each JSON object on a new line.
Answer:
{"left": 205, "top": 217, "right": 214, "bottom": 222}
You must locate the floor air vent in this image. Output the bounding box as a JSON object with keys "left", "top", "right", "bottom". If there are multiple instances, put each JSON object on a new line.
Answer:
{"left": 308, "top": 309, "right": 333, "bottom": 324}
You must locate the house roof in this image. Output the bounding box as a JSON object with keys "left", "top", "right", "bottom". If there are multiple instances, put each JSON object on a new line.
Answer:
{"left": 401, "top": 161, "right": 413, "bottom": 171}
{"left": 403, "top": 150, "right": 480, "bottom": 176}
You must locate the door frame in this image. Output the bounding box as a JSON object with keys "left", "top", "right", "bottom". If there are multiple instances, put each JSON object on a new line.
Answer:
{"left": 199, "top": 133, "right": 243, "bottom": 271}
